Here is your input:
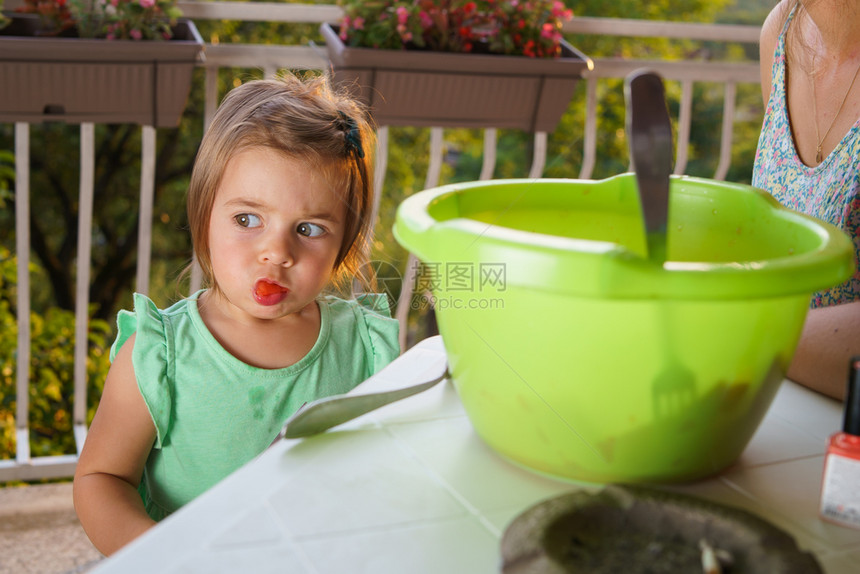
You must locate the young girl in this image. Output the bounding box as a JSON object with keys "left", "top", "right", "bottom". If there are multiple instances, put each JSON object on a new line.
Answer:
{"left": 73, "top": 74, "right": 400, "bottom": 555}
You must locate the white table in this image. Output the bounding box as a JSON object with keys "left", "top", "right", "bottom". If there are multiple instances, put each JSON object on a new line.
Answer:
{"left": 93, "top": 336, "right": 860, "bottom": 573}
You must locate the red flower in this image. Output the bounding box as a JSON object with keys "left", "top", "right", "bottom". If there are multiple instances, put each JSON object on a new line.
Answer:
{"left": 337, "top": 0, "right": 573, "bottom": 58}
{"left": 523, "top": 39, "right": 536, "bottom": 57}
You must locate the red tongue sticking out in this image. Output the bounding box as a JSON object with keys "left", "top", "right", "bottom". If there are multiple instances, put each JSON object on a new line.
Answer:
{"left": 255, "top": 281, "right": 286, "bottom": 298}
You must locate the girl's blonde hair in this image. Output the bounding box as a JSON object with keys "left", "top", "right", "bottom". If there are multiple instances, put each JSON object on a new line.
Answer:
{"left": 187, "top": 73, "right": 376, "bottom": 292}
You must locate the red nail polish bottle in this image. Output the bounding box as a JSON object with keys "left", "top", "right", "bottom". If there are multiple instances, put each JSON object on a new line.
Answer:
{"left": 819, "top": 357, "right": 860, "bottom": 529}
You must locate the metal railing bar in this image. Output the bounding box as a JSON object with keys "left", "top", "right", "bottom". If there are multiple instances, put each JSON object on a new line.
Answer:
{"left": 565, "top": 17, "right": 761, "bottom": 44}
{"left": 395, "top": 127, "right": 444, "bottom": 349}
{"left": 480, "top": 128, "right": 497, "bottom": 180}
{"left": 529, "top": 132, "right": 548, "bottom": 179}
{"left": 201, "top": 45, "right": 327, "bottom": 70}
{"left": 189, "top": 66, "right": 221, "bottom": 295}
{"left": 198, "top": 47, "right": 760, "bottom": 85}
{"left": 369, "top": 125, "right": 389, "bottom": 240}
{"left": 579, "top": 77, "right": 598, "bottom": 180}
{"left": 204, "top": 66, "right": 219, "bottom": 132}
{"left": 583, "top": 58, "right": 760, "bottom": 84}
{"left": 0, "top": 455, "right": 79, "bottom": 483}
{"left": 137, "top": 126, "right": 156, "bottom": 296}
{"left": 74, "top": 425, "right": 87, "bottom": 457}
{"left": 425, "top": 127, "right": 445, "bottom": 191}
{"left": 176, "top": 1, "right": 343, "bottom": 24}
{"left": 353, "top": 125, "right": 390, "bottom": 297}
{"left": 674, "top": 79, "right": 693, "bottom": 175}
{"left": 714, "top": 81, "right": 737, "bottom": 181}
{"left": 14, "top": 122, "right": 31, "bottom": 466}
{"left": 73, "top": 124, "right": 95, "bottom": 433}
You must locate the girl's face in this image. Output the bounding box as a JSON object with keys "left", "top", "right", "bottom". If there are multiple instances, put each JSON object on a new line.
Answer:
{"left": 206, "top": 147, "right": 346, "bottom": 323}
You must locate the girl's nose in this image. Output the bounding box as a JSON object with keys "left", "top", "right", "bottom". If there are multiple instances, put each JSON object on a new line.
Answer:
{"left": 260, "top": 232, "right": 294, "bottom": 267}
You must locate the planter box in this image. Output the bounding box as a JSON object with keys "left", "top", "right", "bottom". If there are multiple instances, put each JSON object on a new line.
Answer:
{"left": 0, "top": 14, "right": 204, "bottom": 127}
{"left": 320, "top": 23, "right": 592, "bottom": 132}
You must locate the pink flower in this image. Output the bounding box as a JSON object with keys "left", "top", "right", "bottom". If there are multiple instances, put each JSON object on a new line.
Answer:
{"left": 130, "top": 28, "right": 143, "bottom": 40}
{"left": 139, "top": 0, "right": 155, "bottom": 8}
{"left": 396, "top": 23, "right": 412, "bottom": 43}
{"left": 396, "top": 5, "right": 408, "bottom": 25}
{"left": 540, "top": 22, "right": 555, "bottom": 39}
{"left": 353, "top": 17, "right": 365, "bottom": 30}
{"left": 418, "top": 11, "right": 433, "bottom": 29}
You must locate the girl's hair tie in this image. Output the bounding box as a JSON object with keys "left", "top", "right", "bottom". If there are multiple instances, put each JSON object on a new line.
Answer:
{"left": 337, "top": 111, "right": 365, "bottom": 159}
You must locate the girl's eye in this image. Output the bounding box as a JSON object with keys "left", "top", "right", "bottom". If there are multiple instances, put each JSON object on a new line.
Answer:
{"left": 297, "top": 222, "right": 325, "bottom": 237}
{"left": 235, "top": 214, "right": 262, "bottom": 228}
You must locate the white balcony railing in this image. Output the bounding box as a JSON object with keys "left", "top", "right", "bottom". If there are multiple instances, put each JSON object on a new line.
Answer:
{"left": 1, "top": 2, "right": 763, "bottom": 482}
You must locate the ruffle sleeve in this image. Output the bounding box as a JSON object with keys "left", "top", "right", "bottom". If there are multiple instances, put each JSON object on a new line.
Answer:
{"left": 110, "top": 293, "right": 174, "bottom": 448}
{"left": 353, "top": 293, "right": 401, "bottom": 373}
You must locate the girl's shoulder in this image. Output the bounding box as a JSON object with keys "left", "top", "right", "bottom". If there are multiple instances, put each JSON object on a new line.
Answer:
{"left": 110, "top": 291, "right": 203, "bottom": 361}
{"left": 320, "top": 293, "right": 395, "bottom": 319}
{"left": 319, "top": 294, "right": 400, "bottom": 365}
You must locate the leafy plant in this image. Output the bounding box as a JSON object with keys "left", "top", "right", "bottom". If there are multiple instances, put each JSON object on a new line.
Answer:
{"left": 337, "top": 0, "right": 574, "bottom": 58}
{"left": 13, "top": 0, "right": 182, "bottom": 40}
{"left": 0, "top": 247, "right": 113, "bottom": 461}
{"left": 0, "top": 150, "right": 13, "bottom": 210}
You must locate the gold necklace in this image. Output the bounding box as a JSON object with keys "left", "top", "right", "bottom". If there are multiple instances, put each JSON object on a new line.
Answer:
{"left": 811, "top": 53, "right": 860, "bottom": 163}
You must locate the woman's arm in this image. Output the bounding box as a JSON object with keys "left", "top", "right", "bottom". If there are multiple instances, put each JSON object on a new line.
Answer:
{"left": 73, "top": 333, "right": 158, "bottom": 555}
{"left": 787, "top": 301, "right": 860, "bottom": 400}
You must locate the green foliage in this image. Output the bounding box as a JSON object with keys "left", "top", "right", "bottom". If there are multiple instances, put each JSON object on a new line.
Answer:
{"left": 0, "top": 247, "right": 112, "bottom": 460}
{"left": 0, "top": 149, "right": 12, "bottom": 209}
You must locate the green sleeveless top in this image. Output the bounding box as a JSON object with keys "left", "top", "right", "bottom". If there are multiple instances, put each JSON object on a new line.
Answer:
{"left": 110, "top": 290, "right": 400, "bottom": 521}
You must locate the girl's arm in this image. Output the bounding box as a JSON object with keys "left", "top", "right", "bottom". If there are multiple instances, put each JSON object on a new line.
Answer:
{"left": 787, "top": 301, "right": 860, "bottom": 400}
{"left": 73, "top": 333, "right": 158, "bottom": 555}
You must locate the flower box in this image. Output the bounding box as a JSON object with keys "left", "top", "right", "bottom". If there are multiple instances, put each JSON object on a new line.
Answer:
{"left": 320, "top": 22, "right": 592, "bottom": 132}
{"left": 0, "top": 13, "right": 204, "bottom": 127}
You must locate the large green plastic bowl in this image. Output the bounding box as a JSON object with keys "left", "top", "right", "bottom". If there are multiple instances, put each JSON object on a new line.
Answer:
{"left": 393, "top": 174, "right": 855, "bottom": 483}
